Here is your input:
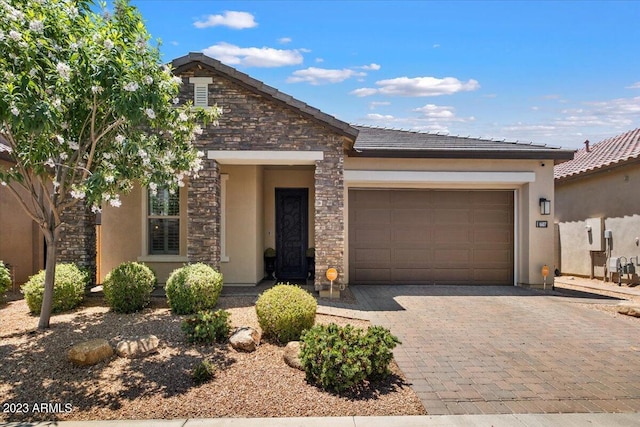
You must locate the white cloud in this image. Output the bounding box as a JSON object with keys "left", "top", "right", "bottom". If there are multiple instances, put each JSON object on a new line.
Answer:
{"left": 361, "top": 63, "right": 381, "bottom": 71}
{"left": 194, "top": 11, "right": 257, "bottom": 29}
{"left": 413, "top": 104, "right": 456, "bottom": 119}
{"left": 315, "top": 58, "right": 324, "bottom": 63}
{"left": 368, "top": 101, "right": 391, "bottom": 110}
{"left": 366, "top": 113, "right": 396, "bottom": 120}
{"left": 626, "top": 82, "right": 640, "bottom": 89}
{"left": 351, "top": 76, "right": 480, "bottom": 97}
{"left": 287, "top": 67, "right": 366, "bottom": 85}
{"left": 202, "top": 42, "right": 303, "bottom": 67}
{"left": 278, "top": 37, "right": 292, "bottom": 44}
{"left": 433, "top": 44, "right": 440, "bottom": 48}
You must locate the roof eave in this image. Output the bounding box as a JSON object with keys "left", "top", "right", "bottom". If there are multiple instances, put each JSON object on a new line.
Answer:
{"left": 348, "top": 148, "right": 576, "bottom": 161}
{"left": 555, "top": 156, "right": 640, "bottom": 183}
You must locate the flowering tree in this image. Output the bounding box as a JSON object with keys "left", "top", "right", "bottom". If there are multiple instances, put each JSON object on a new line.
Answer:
{"left": 0, "top": 0, "right": 219, "bottom": 329}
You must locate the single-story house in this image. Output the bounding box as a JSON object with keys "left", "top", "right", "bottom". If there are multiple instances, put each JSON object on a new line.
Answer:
{"left": 1, "top": 52, "right": 574, "bottom": 289}
{"left": 554, "top": 129, "right": 640, "bottom": 282}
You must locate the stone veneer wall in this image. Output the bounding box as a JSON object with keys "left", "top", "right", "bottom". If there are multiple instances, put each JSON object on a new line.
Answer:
{"left": 177, "top": 65, "right": 348, "bottom": 288}
{"left": 58, "top": 201, "right": 97, "bottom": 285}
{"left": 187, "top": 158, "right": 221, "bottom": 270}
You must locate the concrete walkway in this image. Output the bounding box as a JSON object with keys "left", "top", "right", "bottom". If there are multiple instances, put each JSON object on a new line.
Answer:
{"left": 317, "top": 283, "right": 640, "bottom": 416}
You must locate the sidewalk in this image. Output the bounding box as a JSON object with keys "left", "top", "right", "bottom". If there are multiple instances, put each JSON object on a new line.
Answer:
{"left": 6, "top": 413, "right": 640, "bottom": 426}
{"left": 553, "top": 275, "right": 640, "bottom": 301}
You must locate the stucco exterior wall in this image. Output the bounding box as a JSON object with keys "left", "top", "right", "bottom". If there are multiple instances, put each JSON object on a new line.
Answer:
{"left": 556, "top": 162, "right": 640, "bottom": 278}
{"left": 0, "top": 159, "right": 43, "bottom": 285}
{"left": 219, "top": 165, "right": 264, "bottom": 285}
{"left": 344, "top": 157, "right": 556, "bottom": 287}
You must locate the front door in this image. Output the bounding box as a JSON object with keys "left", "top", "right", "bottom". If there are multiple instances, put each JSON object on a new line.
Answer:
{"left": 275, "top": 188, "right": 308, "bottom": 280}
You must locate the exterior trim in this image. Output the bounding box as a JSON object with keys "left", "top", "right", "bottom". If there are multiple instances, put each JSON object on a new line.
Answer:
{"left": 345, "top": 170, "right": 536, "bottom": 187}
{"left": 208, "top": 150, "right": 324, "bottom": 165}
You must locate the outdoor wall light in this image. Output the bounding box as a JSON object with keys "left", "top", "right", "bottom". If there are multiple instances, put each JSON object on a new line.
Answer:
{"left": 539, "top": 198, "right": 551, "bottom": 215}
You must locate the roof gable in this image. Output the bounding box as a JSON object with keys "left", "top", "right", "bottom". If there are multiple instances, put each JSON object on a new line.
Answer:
{"left": 352, "top": 126, "right": 575, "bottom": 161}
{"left": 172, "top": 53, "right": 358, "bottom": 141}
{"left": 554, "top": 128, "right": 640, "bottom": 180}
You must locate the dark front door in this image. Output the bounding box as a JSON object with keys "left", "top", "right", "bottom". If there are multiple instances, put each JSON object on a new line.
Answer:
{"left": 275, "top": 188, "right": 308, "bottom": 280}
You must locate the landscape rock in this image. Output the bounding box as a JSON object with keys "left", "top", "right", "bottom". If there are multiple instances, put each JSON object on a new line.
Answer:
{"left": 67, "top": 339, "right": 113, "bottom": 366}
{"left": 617, "top": 302, "right": 640, "bottom": 318}
{"left": 283, "top": 341, "right": 304, "bottom": 371}
{"left": 230, "top": 327, "right": 261, "bottom": 352}
{"left": 116, "top": 335, "right": 160, "bottom": 358}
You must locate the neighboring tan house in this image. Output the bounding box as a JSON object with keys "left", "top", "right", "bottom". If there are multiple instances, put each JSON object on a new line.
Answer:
{"left": 555, "top": 129, "right": 640, "bottom": 282}
{"left": 1, "top": 53, "right": 574, "bottom": 289}
{"left": 0, "top": 139, "right": 44, "bottom": 286}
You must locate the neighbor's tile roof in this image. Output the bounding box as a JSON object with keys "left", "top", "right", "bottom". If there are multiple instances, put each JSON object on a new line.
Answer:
{"left": 352, "top": 126, "right": 575, "bottom": 161}
{"left": 554, "top": 128, "right": 640, "bottom": 180}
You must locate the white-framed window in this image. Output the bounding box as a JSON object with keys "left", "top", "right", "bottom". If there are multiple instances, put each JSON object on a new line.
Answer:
{"left": 189, "top": 77, "right": 213, "bottom": 108}
{"left": 147, "top": 188, "right": 180, "bottom": 255}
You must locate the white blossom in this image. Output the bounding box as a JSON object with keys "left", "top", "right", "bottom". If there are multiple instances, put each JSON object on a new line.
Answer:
{"left": 52, "top": 98, "right": 62, "bottom": 109}
{"left": 55, "top": 134, "right": 64, "bottom": 144}
{"left": 105, "top": 175, "right": 114, "bottom": 183}
{"left": 149, "top": 182, "right": 158, "bottom": 192}
{"left": 0, "top": 31, "right": 5, "bottom": 41}
{"left": 143, "top": 75, "right": 153, "bottom": 85}
{"left": 104, "top": 38, "right": 114, "bottom": 50}
{"left": 91, "top": 205, "right": 102, "bottom": 214}
{"left": 1, "top": 182, "right": 6, "bottom": 186}
{"left": 109, "top": 197, "right": 121, "bottom": 207}
{"left": 29, "top": 20, "right": 44, "bottom": 33}
{"left": 70, "top": 189, "right": 85, "bottom": 199}
{"left": 10, "top": 106, "right": 19, "bottom": 116}
{"left": 178, "top": 112, "right": 188, "bottom": 122}
{"left": 91, "top": 85, "right": 103, "bottom": 94}
{"left": 197, "top": 150, "right": 205, "bottom": 158}
{"left": 59, "top": 152, "right": 68, "bottom": 161}
{"left": 115, "top": 134, "right": 125, "bottom": 144}
{"left": 171, "top": 76, "right": 183, "bottom": 85}
{"left": 173, "top": 97, "right": 180, "bottom": 104}
{"left": 56, "top": 62, "right": 71, "bottom": 81}
{"left": 193, "top": 125, "right": 203, "bottom": 135}
{"left": 144, "top": 108, "right": 156, "bottom": 119}
{"left": 9, "top": 30, "right": 21, "bottom": 41}
{"left": 52, "top": 180, "right": 60, "bottom": 188}
{"left": 123, "top": 82, "right": 139, "bottom": 92}
{"left": 68, "top": 141, "right": 79, "bottom": 150}
{"left": 44, "top": 158, "right": 55, "bottom": 168}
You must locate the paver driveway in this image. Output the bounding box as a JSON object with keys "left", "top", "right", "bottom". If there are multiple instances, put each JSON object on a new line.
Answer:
{"left": 348, "top": 285, "right": 640, "bottom": 415}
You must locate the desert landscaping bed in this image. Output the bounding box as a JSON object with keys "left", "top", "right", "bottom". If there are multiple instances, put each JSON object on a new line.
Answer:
{"left": 0, "top": 293, "right": 426, "bottom": 422}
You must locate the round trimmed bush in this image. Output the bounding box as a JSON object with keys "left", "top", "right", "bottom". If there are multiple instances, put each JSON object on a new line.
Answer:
{"left": 0, "top": 261, "right": 11, "bottom": 302}
{"left": 165, "top": 263, "right": 223, "bottom": 314}
{"left": 21, "top": 263, "right": 87, "bottom": 314}
{"left": 255, "top": 283, "right": 317, "bottom": 344}
{"left": 103, "top": 262, "right": 156, "bottom": 313}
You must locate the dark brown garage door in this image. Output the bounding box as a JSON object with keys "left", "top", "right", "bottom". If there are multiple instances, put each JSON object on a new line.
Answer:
{"left": 349, "top": 189, "right": 514, "bottom": 285}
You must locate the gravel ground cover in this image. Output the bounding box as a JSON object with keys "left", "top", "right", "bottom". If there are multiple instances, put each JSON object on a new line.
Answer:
{"left": 0, "top": 292, "right": 426, "bottom": 422}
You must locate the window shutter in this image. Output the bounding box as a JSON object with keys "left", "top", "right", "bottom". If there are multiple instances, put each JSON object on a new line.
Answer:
{"left": 194, "top": 84, "right": 208, "bottom": 107}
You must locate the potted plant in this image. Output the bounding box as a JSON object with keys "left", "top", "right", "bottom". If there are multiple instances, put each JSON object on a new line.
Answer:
{"left": 306, "top": 247, "right": 315, "bottom": 279}
{"left": 264, "top": 248, "right": 276, "bottom": 280}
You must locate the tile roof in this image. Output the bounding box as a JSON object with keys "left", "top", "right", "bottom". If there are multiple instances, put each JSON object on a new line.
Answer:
{"left": 554, "top": 128, "right": 640, "bottom": 180}
{"left": 172, "top": 53, "right": 358, "bottom": 139}
{"left": 352, "top": 126, "right": 575, "bottom": 161}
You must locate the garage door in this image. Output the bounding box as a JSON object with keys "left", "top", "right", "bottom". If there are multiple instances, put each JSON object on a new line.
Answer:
{"left": 349, "top": 189, "right": 514, "bottom": 285}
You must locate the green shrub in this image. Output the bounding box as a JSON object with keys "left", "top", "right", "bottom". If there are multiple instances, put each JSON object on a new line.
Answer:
{"left": 103, "top": 262, "right": 156, "bottom": 313}
{"left": 165, "top": 263, "right": 223, "bottom": 314}
{"left": 300, "top": 323, "right": 401, "bottom": 393}
{"left": 21, "top": 263, "right": 88, "bottom": 314}
{"left": 192, "top": 359, "right": 216, "bottom": 385}
{"left": 182, "top": 309, "right": 231, "bottom": 344}
{"left": 0, "top": 261, "right": 11, "bottom": 302}
{"left": 255, "top": 283, "right": 317, "bottom": 344}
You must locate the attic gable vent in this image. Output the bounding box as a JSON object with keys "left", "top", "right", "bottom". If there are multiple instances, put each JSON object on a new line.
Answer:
{"left": 188, "top": 77, "right": 213, "bottom": 108}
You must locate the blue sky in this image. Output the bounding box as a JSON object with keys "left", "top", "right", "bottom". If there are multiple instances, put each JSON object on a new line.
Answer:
{"left": 130, "top": 0, "right": 640, "bottom": 149}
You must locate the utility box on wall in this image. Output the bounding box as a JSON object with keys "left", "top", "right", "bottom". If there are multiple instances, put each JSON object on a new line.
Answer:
{"left": 585, "top": 217, "right": 604, "bottom": 251}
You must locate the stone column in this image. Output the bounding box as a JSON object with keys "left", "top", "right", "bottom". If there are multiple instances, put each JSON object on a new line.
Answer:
{"left": 313, "top": 143, "right": 345, "bottom": 290}
{"left": 58, "top": 200, "right": 97, "bottom": 285}
{"left": 187, "top": 159, "right": 221, "bottom": 270}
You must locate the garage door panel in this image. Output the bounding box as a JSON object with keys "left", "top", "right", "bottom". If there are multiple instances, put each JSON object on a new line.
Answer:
{"left": 353, "top": 228, "right": 391, "bottom": 245}
{"left": 349, "top": 189, "right": 513, "bottom": 286}
{"left": 475, "top": 229, "right": 512, "bottom": 244}
{"left": 433, "top": 228, "right": 472, "bottom": 244}
{"left": 433, "top": 209, "right": 472, "bottom": 224}
{"left": 354, "top": 248, "right": 391, "bottom": 266}
{"left": 354, "top": 209, "right": 390, "bottom": 224}
{"left": 393, "top": 228, "right": 430, "bottom": 245}
{"left": 393, "top": 249, "right": 430, "bottom": 266}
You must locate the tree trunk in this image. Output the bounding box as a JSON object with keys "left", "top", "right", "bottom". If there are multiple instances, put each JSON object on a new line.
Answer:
{"left": 38, "top": 233, "right": 58, "bottom": 329}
